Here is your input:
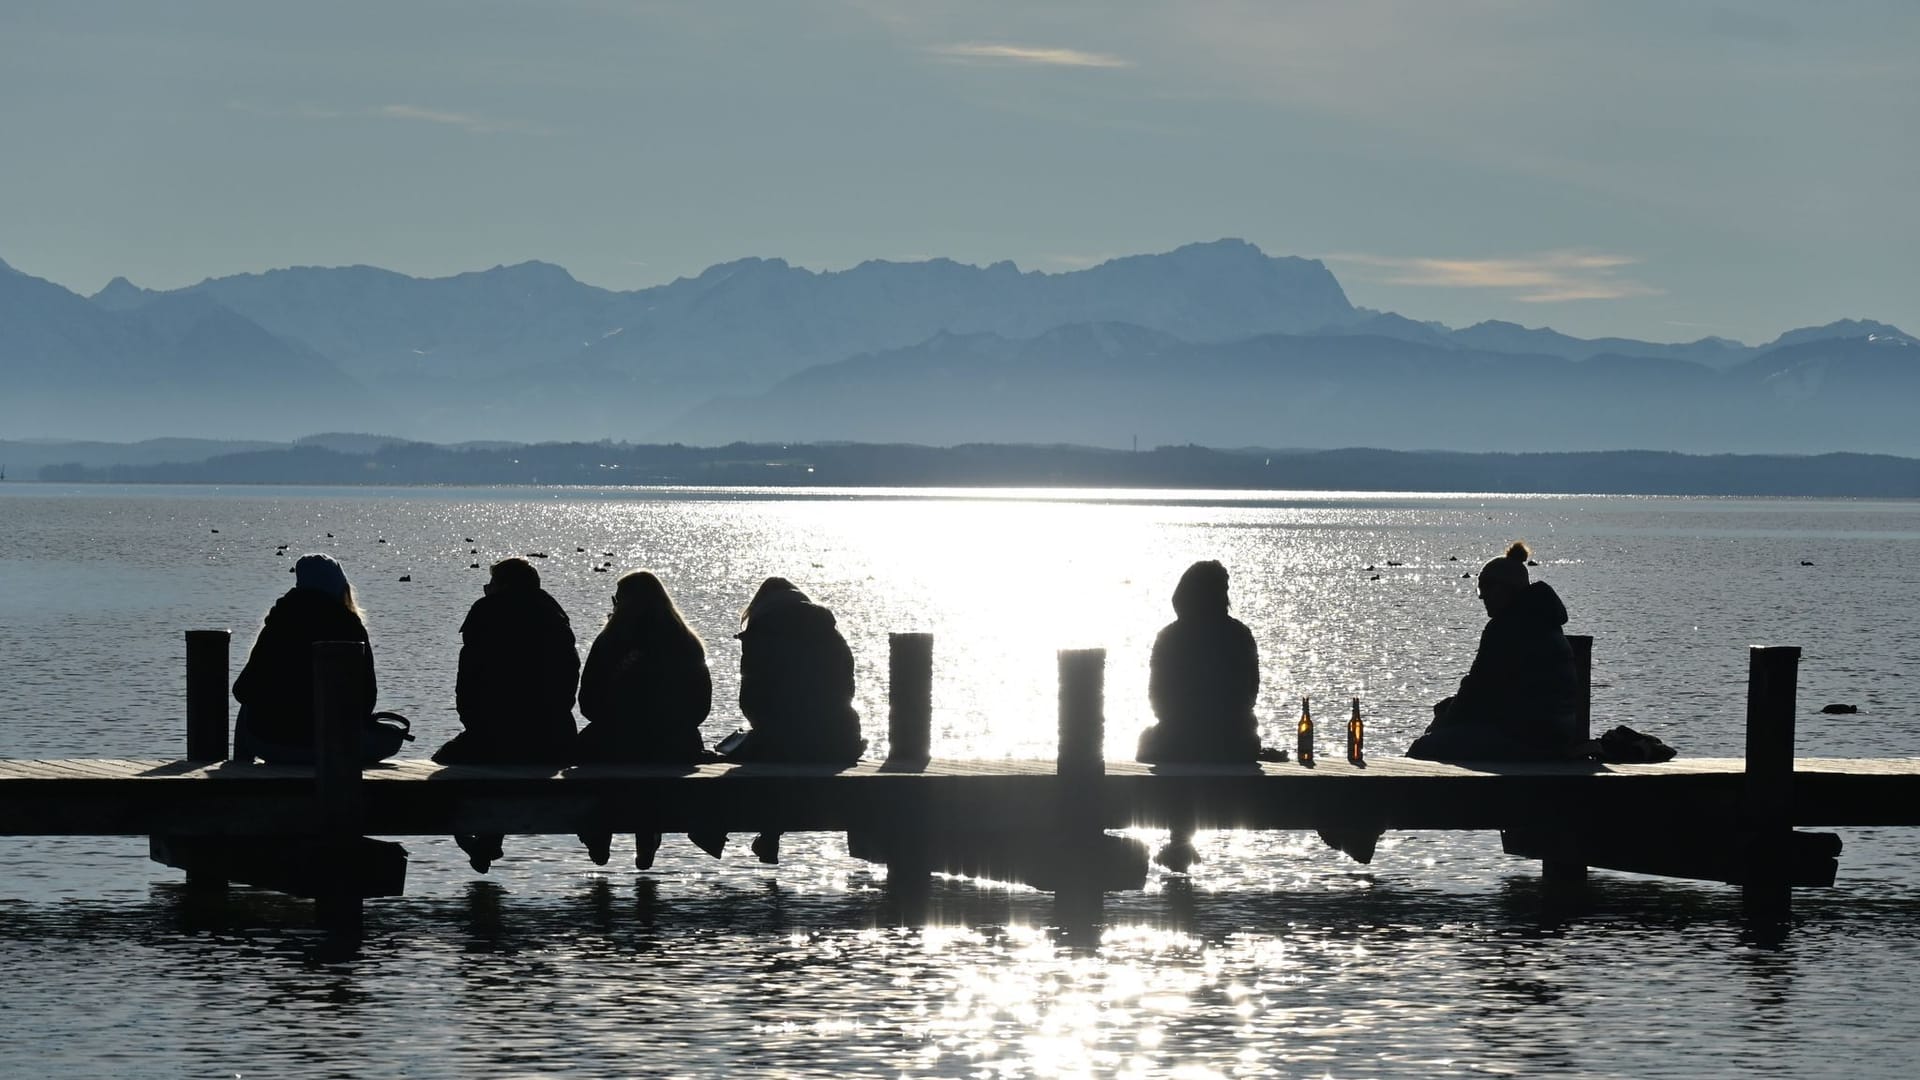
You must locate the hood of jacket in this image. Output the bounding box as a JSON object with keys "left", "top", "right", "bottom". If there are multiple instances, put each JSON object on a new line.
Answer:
{"left": 462, "top": 587, "right": 574, "bottom": 641}
{"left": 267, "top": 585, "right": 361, "bottom": 628}
{"left": 1501, "top": 579, "right": 1569, "bottom": 627}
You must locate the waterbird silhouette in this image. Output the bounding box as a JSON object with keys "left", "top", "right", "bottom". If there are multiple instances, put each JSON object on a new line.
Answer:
{"left": 1801, "top": 560, "right": 1816, "bottom": 566}
{"left": 399, "top": 575, "right": 411, "bottom": 582}
{"left": 1821, "top": 703, "right": 1859, "bottom": 714}
{"left": 210, "top": 529, "right": 219, "bottom": 534}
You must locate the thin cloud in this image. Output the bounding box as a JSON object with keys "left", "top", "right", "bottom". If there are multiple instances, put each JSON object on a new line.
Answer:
{"left": 227, "top": 100, "right": 538, "bottom": 135}
{"left": 928, "top": 43, "right": 1130, "bottom": 69}
{"left": 377, "top": 104, "right": 516, "bottom": 134}
{"left": 1326, "top": 251, "right": 1660, "bottom": 302}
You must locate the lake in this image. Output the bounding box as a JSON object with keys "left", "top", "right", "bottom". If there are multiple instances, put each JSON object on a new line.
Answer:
{"left": 4, "top": 484, "right": 1920, "bottom": 1077}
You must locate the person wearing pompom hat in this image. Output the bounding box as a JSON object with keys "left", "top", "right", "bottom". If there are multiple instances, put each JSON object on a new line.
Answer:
{"left": 232, "top": 553, "right": 378, "bottom": 763}
{"left": 1407, "top": 541, "right": 1581, "bottom": 761}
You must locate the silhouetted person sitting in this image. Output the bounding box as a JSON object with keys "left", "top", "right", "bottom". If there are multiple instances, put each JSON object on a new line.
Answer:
{"left": 716, "top": 577, "right": 866, "bottom": 864}
{"left": 233, "top": 553, "right": 378, "bottom": 764}
{"left": 1138, "top": 561, "right": 1261, "bottom": 764}
{"left": 1407, "top": 541, "right": 1581, "bottom": 762}
{"left": 574, "top": 570, "right": 716, "bottom": 869}
{"left": 1134, "top": 560, "right": 1261, "bottom": 871}
{"left": 434, "top": 557, "right": 581, "bottom": 872}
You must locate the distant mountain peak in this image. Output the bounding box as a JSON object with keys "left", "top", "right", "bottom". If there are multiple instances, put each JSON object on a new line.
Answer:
{"left": 91, "top": 275, "right": 153, "bottom": 311}
{"left": 1765, "top": 318, "right": 1914, "bottom": 350}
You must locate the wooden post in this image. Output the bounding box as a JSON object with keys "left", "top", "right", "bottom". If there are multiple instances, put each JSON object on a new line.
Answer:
{"left": 1054, "top": 649, "right": 1106, "bottom": 940}
{"left": 1569, "top": 634, "right": 1593, "bottom": 741}
{"left": 882, "top": 633, "right": 934, "bottom": 916}
{"left": 1057, "top": 649, "right": 1106, "bottom": 779}
{"left": 173, "top": 629, "right": 233, "bottom": 891}
{"left": 313, "top": 640, "right": 368, "bottom": 942}
{"left": 1542, "top": 634, "right": 1594, "bottom": 888}
{"left": 887, "top": 633, "right": 933, "bottom": 764}
{"left": 1742, "top": 645, "right": 1801, "bottom": 922}
{"left": 185, "top": 629, "right": 231, "bottom": 762}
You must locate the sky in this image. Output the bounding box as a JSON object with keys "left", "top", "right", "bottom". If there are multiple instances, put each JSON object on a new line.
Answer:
{"left": 1, "top": 0, "right": 1914, "bottom": 344}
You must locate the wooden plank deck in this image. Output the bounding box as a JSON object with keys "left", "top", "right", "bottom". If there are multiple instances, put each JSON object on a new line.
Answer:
{"left": 6, "top": 755, "right": 1919, "bottom": 838}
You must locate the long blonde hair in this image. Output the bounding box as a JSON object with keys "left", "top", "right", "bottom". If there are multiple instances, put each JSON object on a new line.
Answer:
{"left": 609, "top": 570, "right": 703, "bottom": 651}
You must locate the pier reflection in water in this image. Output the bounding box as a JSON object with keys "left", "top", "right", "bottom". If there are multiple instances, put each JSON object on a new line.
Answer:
{"left": 4, "top": 866, "right": 1920, "bottom": 1077}
{"left": 5, "top": 485, "right": 1920, "bottom": 1075}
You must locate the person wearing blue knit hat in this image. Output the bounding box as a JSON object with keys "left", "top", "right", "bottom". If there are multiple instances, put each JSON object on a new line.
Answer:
{"left": 233, "top": 554, "right": 378, "bottom": 763}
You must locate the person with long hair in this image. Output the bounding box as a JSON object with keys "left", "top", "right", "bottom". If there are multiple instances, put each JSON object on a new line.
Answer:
{"left": 574, "top": 570, "right": 715, "bottom": 869}
{"left": 233, "top": 553, "right": 377, "bottom": 764}
{"left": 433, "top": 557, "right": 581, "bottom": 873}
{"left": 714, "top": 576, "right": 866, "bottom": 864}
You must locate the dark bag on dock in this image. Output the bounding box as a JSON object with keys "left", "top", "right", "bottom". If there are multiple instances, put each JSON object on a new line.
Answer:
{"left": 1592, "top": 725, "right": 1676, "bottom": 764}
{"left": 365, "top": 711, "right": 415, "bottom": 762}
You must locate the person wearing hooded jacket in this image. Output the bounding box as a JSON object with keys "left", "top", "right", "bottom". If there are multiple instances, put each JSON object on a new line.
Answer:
{"left": 434, "top": 557, "right": 581, "bottom": 872}
{"left": 1137, "top": 560, "right": 1262, "bottom": 764}
{"left": 573, "top": 569, "right": 715, "bottom": 869}
{"left": 233, "top": 553, "right": 379, "bottom": 764}
{"left": 1408, "top": 541, "right": 1581, "bottom": 761}
{"left": 715, "top": 576, "right": 866, "bottom": 864}
{"left": 1134, "top": 560, "right": 1262, "bottom": 871}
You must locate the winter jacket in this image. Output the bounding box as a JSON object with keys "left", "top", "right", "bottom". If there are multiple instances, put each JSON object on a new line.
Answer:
{"left": 731, "top": 590, "right": 864, "bottom": 762}
{"left": 435, "top": 587, "right": 580, "bottom": 764}
{"left": 574, "top": 621, "right": 712, "bottom": 763}
{"left": 1138, "top": 613, "right": 1262, "bottom": 762}
{"left": 1410, "top": 580, "right": 1580, "bottom": 760}
{"left": 233, "top": 587, "right": 376, "bottom": 748}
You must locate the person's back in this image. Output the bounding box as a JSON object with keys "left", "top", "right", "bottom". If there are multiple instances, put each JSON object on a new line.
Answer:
{"left": 576, "top": 572, "right": 711, "bottom": 763}
{"left": 1138, "top": 560, "right": 1261, "bottom": 763}
{"left": 1409, "top": 542, "right": 1580, "bottom": 761}
{"left": 438, "top": 558, "right": 580, "bottom": 765}
{"left": 436, "top": 558, "right": 580, "bottom": 873}
{"left": 733, "top": 579, "right": 863, "bottom": 763}
{"left": 233, "top": 554, "right": 375, "bottom": 762}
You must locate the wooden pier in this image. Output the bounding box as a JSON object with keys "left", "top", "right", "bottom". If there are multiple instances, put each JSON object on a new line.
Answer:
{"left": 3, "top": 632, "right": 1917, "bottom": 940}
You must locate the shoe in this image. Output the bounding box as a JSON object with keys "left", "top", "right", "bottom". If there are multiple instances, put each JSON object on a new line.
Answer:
{"left": 750, "top": 833, "right": 781, "bottom": 865}
{"left": 689, "top": 830, "right": 727, "bottom": 859}
{"left": 580, "top": 833, "right": 612, "bottom": 867}
{"left": 1154, "top": 840, "right": 1198, "bottom": 874}
{"left": 455, "top": 834, "right": 493, "bottom": 874}
{"left": 1317, "top": 828, "right": 1382, "bottom": 865}
{"left": 634, "top": 833, "right": 661, "bottom": 871}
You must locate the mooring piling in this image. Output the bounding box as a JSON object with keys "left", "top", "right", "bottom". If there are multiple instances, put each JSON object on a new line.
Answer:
{"left": 1541, "top": 633, "right": 1595, "bottom": 887}
{"left": 313, "top": 640, "right": 369, "bottom": 941}
{"left": 1742, "top": 644, "right": 1801, "bottom": 922}
{"left": 184, "top": 629, "right": 231, "bottom": 763}
{"left": 879, "top": 632, "right": 935, "bottom": 914}
{"left": 886, "top": 632, "right": 933, "bottom": 765}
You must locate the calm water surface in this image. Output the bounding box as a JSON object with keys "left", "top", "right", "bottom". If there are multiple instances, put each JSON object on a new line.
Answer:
{"left": 4, "top": 484, "right": 1920, "bottom": 1077}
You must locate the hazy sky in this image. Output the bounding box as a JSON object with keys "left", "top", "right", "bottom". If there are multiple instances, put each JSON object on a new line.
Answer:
{"left": 2, "top": 1, "right": 1914, "bottom": 343}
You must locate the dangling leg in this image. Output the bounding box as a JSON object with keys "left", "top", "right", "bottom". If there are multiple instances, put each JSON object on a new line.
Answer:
{"left": 1155, "top": 806, "right": 1198, "bottom": 873}
{"left": 750, "top": 832, "right": 781, "bottom": 865}
{"left": 633, "top": 832, "right": 662, "bottom": 871}
{"left": 579, "top": 831, "right": 613, "bottom": 866}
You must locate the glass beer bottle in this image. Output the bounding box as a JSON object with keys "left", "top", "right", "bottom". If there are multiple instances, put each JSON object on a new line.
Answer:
{"left": 1347, "top": 696, "right": 1364, "bottom": 765}
{"left": 1297, "top": 696, "right": 1314, "bottom": 766}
